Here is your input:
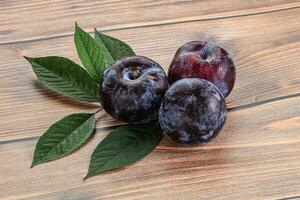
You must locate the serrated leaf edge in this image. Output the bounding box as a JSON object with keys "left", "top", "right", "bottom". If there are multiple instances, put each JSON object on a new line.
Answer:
{"left": 84, "top": 124, "right": 162, "bottom": 179}
{"left": 94, "top": 29, "right": 135, "bottom": 62}
{"left": 74, "top": 23, "right": 106, "bottom": 82}
{"left": 25, "top": 56, "right": 100, "bottom": 102}
{"left": 31, "top": 113, "right": 96, "bottom": 168}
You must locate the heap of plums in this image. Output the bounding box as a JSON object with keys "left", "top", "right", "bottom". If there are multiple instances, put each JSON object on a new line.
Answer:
{"left": 101, "top": 41, "right": 236, "bottom": 146}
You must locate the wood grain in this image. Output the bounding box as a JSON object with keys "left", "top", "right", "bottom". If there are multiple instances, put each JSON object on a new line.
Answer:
{"left": 1, "top": 1, "right": 300, "bottom": 199}
{"left": 1, "top": 0, "right": 300, "bottom": 44}
{"left": 1, "top": 96, "right": 299, "bottom": 200}
{"left": 1, "top": 7, "right": 300, "bottom": 142}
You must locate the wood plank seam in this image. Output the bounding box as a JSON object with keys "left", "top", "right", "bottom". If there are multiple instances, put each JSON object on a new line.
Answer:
{"left": 277, "top": 195, "right": 300, "bottom": 200}
{"left": 1, "top": 91, "right": 299, "bottom": 145}
{"left": 227, "top": 92, "right": 300, "bottom": 112}
{"left": 1, "top": 4, "right": 300, "bottom": 46}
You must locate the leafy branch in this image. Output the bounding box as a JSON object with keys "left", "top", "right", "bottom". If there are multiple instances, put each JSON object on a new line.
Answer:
{"left": 25, "top": 23, "right": 161, "bottom": 180}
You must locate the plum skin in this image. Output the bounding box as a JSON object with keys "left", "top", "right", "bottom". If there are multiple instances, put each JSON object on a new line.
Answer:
{"left": 101, "top": 56, "right": 169, "bottom": 124}
{"left": 159, "top": 78, "right": 227, "bottom": 146}
{"left": 168, "top": 41, "right": 236, "bottom": 98}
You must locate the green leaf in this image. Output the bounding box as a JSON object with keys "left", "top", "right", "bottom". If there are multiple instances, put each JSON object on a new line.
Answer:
{"left": 74, "top": 23, "right": 106, "bottom": 82}
{"left": 94, "top": 29, "right": 135, "bottom": 66}
{"left": 32, "top": 113, "right": 96, "bottom": 167}
{"left": 85, "top": 122, "right": 162, "bottom": 179}
{"left": 25, "top": 56, "right": 100, "bottom": 102}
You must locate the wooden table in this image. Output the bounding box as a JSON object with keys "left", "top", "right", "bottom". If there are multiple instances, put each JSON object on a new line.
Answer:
{"left": 1, "top": 1, "right": 300, "bottom": 199}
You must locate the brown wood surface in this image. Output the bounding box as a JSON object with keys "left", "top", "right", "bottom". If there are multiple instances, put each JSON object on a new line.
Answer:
{"left": 1, "top": 0, "right": 300, "bottom": 44}
{"left": 1, "top": 7, "right": 300, "bottom": 142}
{"left": 1, "top": 1, "right": 300, "bottom": 199}
{"left": 1, "top": 96, "right": 300, "bottom": 200}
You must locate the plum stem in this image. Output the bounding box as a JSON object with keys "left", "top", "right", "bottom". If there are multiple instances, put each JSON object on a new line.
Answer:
{"left": 132, "top": 69, "right": 140, "bottom": 79}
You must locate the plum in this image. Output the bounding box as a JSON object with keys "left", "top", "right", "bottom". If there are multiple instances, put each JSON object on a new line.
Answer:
{"left": 159, "top": 78, "right": 227, "bottom": 146}
{"left": 168, "top": 41, "right": 236, "bottom": 98}
{"left": 101, "top": 56, "right": 169, "bottom": 124}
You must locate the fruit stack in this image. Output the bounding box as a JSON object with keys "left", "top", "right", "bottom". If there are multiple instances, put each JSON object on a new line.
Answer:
{"left": 101, "top": 41, "right": 236, "bottom": 146}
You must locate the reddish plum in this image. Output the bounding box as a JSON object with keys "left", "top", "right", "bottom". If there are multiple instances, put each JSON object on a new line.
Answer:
{"left": 168, "top": 41, "right": 236, "bottom": 98}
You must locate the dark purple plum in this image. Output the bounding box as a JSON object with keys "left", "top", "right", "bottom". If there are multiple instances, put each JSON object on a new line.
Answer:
{"left": 168, "top": 41, "right": 236, "bottom": 98}
{"left": 101, "top": 56, "right": 169, "bottom": 124}
{"left": 159, "top": 78, "right": 227, "bottom": 146}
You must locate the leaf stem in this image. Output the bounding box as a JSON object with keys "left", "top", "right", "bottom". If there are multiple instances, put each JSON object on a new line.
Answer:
{"left": 94, "top": 107, "right": 103, "bottom": 114}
